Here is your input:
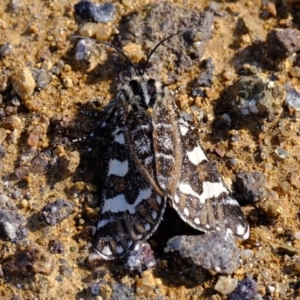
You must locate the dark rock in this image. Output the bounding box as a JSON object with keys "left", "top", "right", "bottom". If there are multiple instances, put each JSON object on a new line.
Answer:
{"left": 74, "top": 1, "right": 115, "bottom": 23}
{"left": 197, "top": 58, "right": 214, "bottom": 87}
{"left": 0, "top": 209, "right": 28, "bottom": 241}
{"left": 228, "top": 277, "right": 258, "bottom": 300}
{"left": 236, "top": 171, "right": 267, "bottom": 203}
{"left": 3, "top": 245, "right": 53, "bottom": 277}
{"left": 165, "top": 231, "right": 240, "bottom": 274}
{"left": 48, "top": 239, "right": 65, "bottom": 254}
{"left": 41, "top": 198, "right": 75, "bottom": 226}
{"left": 31, "top": 68, "right": 51, "bottom": 89}
{"left": 126, "top": 242, "right": 156, "bottom": 273}
{"left": 267, "top": 29, "right": 300, "bottom": 59}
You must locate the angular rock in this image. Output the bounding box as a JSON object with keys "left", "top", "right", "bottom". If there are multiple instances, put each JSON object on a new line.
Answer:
{"left": 267, "top": 29, "right": 300, "bottom": 59}
{"left": 165, "top": 231, "right": 240, "bottom": 274}
{"left": 228, "top": 277, "right": 258, "bottom": 300}
{"left": 236, "top": 171, "right": 267, "bottom": 203}
{"left": 3, "top": 245, "right": 54, "bottom": 276}
{"left": 41, "top": 198, "right": 74, "bottom": 226}
{"left": 0, "top": 209, "right": 28, "bottom": 241}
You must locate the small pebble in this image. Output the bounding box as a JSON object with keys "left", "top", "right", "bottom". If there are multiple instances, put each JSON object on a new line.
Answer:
{"left": 3, "top": 115, "right": 21, "bottom": 130}
{"left": 135, "top": 271, "right": 157, "bottom": 297}
{"left": 74, "top": 1, "right": 115, "bottom": 23}
{"left": 41, "top": 198, "right": 75, "bottom": 226}
{"left": 274, "top": 147, "right": 289, "bottom": 159}
{"left": 236, "top": 171, "right": 267, "bottom": 203}
{"left": 75, "top": 39, "right": 96, "bottom": 60}
{"left": 48, "top": 240, "right": 65, "bottom": 254}
{"left": 215, "top": 276, "right": 237, "bottom": 295}
{"left": 122, "top": 43, "right": 145, "bottom": 64}
{"left": 31, "top": 68, "right": 51, "bottom": 89}
{"left": 0, "top": 209, "right": 28, "bottom": 241}
{"left": 240, "top": 249, "right": 254, "bottom": 261}
{"left": 58, "top": 150, "right": 80, "bottom": 178}
{"left": 79, "top": 22, "right": 100, "bottom": 38}
{"left": 197, "top": 58, "right": 214, "bottom": 87}
{"left": 62, "top": 77, "right": 73, "bottom": 88}
{"left": 285, "top": 86, "right": 300, "bottom": 111}
{"left": 0, "top": 42, "right": 13, "bottom": 57}
{"left": 27, "top": 125, "right": 42, "bottom": 148}
{"left": 11, "top": 68, "right": 36, "bottom": 99}
{"left": 278, "top": 243, "right": 298, "bottom": 256}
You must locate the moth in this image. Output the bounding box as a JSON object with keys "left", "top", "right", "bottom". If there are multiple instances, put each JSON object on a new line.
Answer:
{"left": 91, "top": 31, "right": 249, "bottom": 260}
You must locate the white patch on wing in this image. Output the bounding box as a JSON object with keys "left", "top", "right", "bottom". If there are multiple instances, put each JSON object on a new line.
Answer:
{"left": 237, "top": 223, "right": 249, "bottom": 239}
{"left": 183, "top": 207, "right": 190, "bottom": 216}
{"left": 179, "top": 124, "right": 189, "bottom": 136}
{"left": 155, "top": 153, "right": 175, "bottom": 161}
{"left": 186, "top": 145, "right": 207, "bottom": 165}
{"left": 178, "top": 181, "right": 228, "bottom": 204}
{"left": 108, "top": 159, "right": 128, "bottom": 177}
{"left": 144, "top": 156, "right": 153, "bottom": 166}
{"left": 97, "top": 219, "right": 109, "bottom": 229}
{"left": 114, "top": 133, "right": 125, "bottom": 144}
{"left": 102, "top": 188, "right": 152, "bottom": 214}
{"left": 151, "top": 211, "right": 157, "bottom": 220}
{"left": 223, "top": 196, "right": 239, "bottom": 206}
{"left": 144, "top": 223, "right": 151, "bottom": 231}
{"left": 116, "top": 246, "right": 124, "bottom": 254}
{"left": 102, "top": 245, "right": 113, "bottom": 256}
{"left": 174, "top": 194, "right": 179, "bottom": 203}
{"left": 156, "top": 195, "right": 162, "bottom": 205}
{"left": 194, "top": 217, "right": 200, "bottom": 224}
{"left": 154, "top": 123, "right": 173, "bottom": 129}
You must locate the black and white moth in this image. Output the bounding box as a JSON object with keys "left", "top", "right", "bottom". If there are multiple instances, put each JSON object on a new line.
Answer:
{"left": 92, "top": 32, "right": 249, "bottom": 260}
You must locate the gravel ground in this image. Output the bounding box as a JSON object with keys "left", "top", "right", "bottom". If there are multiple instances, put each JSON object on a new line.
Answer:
{"left": 0, "top": 0, "right": 300, "bottom": 299}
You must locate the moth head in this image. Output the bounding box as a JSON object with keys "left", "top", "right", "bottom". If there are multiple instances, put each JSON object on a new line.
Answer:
{"left": 120, "top": 75, "right": 168, "bottom": 110}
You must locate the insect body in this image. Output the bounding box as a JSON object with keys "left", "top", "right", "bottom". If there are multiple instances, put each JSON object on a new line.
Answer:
{"left": 93, "top": 72, "right": 249, "bottom": 260}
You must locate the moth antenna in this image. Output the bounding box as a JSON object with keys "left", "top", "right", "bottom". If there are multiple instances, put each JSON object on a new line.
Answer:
{"left": 142, "top": 27, "right": 193, "bottom": 75}
{"left": 71, "top": 35, "right": 139, "bottom": 75}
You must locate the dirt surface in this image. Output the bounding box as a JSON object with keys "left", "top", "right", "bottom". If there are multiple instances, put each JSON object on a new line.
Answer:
{"left": 0, "top": 0, "right": 300, "bottom": 299}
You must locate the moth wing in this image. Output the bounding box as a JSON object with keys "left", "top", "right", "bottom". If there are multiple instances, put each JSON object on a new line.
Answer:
{"left": 94, "top": 105, "right": 166, "bottom": 259}
{"left": 158, "top": 100, "right": 249, "bottom": 239}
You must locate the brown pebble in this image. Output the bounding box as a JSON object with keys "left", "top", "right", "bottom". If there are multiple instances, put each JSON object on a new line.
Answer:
{"left": 27, "top": 125, "right": 42, "bottom": 147}
{"left": 95, "top": 24, "right": 113, "bottom": 41}
{"left": 136, "top": 271, "right": 156, "bottom": 296}
{"left": 58, "top": 150, "right": 80, "bottom": 178}
{"left": 266, "top": 2, "right": 277, "bottom": 17}
{"left": 3, "top": 245, "right": 53, "bottom": 276}
{"left": 3, "top": 115, "right": 21, "bottom": 130}
{"left": 122, "top": 43, "right": 145, "bottom": 64}
{"left": 11, "top": 68, "right": 36, "bottom": 99}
